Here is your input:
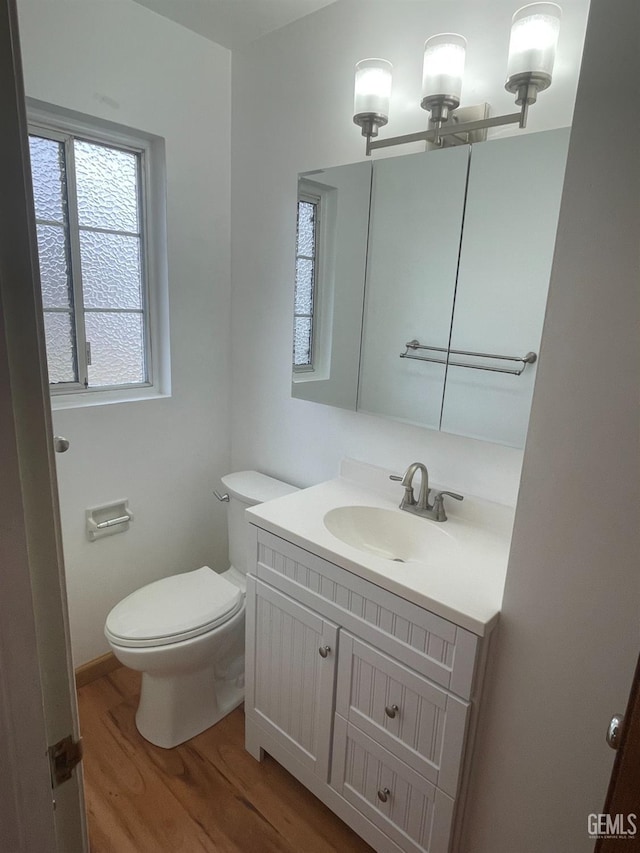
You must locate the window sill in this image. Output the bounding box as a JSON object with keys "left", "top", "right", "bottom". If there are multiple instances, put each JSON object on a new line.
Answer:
{"left": 292, "top": 369, "right": 329, "bottom": 384}
{"left": 50, "top": 385, "right": 171, "bottom": 411}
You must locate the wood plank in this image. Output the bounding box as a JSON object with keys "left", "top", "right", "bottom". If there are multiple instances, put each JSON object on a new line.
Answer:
{"left": 75, "top": 652, "right": 122, "bottom": 689}
{"left": 194, "top": 710, "right": 373, "bottom": 853}
{"left": 78, "top": 670, "right": 373, "bottom": 853}
{"left": 80, "top": 680, "right": 219, "bottom": 852}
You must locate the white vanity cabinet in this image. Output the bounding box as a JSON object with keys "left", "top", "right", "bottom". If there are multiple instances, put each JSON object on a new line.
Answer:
{"left": 245, "top": 525, "right": 490, "bottom": 853}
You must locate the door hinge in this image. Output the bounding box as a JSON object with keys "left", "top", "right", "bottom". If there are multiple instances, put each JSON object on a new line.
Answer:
{"left": 48, "top": 735, "right": 83, "bottom": 788}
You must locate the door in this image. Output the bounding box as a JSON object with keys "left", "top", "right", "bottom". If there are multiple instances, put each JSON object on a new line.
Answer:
{"left": 594, "top": 654, "right": 640, "bottom": 851}
{"left": 0, "top": 2, "right": 87, "bottom": 850}
{"left": 245, "top": 577, "right": 338, "bottom": 781}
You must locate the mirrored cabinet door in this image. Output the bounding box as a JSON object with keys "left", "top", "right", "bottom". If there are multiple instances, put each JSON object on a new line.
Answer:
{"left": 357, "top": 145, "right": 470, "bottom": 428}
{"left": 440, "top": 128, "right": 570, "bottom": 446}
{"left": 292, "top": 161, "right": 372, "bottom": 410}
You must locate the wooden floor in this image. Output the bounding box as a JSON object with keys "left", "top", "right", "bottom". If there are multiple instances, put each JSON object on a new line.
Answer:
{"left": 77, "top": 667, "right": 374, "bottom": 852}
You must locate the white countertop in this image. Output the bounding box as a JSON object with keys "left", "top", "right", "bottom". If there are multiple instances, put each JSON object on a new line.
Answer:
{"left": 246, "top": 465, "right": 514, "bottom": 636}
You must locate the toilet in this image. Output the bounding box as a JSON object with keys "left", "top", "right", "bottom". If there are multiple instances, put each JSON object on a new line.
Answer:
{"left": 104, "top": 471, "right": 298, "bottom": 749}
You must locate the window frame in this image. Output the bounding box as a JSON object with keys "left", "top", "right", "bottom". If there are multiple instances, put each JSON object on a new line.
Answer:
{"left": 28, "top": 106, "right": 162, "bottom": 400}
{"left": 293, "top": 187, "right": 322, "bottom": 373}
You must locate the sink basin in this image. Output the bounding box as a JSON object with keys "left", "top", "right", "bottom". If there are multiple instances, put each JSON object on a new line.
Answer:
{"left": 323, "top": 505, "right": 456, "bottom": 563}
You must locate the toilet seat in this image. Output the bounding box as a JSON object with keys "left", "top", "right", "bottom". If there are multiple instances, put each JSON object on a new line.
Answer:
{"left": 105, "top": 566, "right": 243, "bottom": 648}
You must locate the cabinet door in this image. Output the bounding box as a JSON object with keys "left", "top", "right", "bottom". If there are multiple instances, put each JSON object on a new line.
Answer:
{"left": 440, "top": 127, "right": 570, "bottom": 447}
{"left": 292, "top": 161, "right": 372, "bottom": 411}
{"left": 358, "top": 144, "right": 470, "bottom": 429}
{"left": 246, "top": 577, "right": 338, "bottom": 781}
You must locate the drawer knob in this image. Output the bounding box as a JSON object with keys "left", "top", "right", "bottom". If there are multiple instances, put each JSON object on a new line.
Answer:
{"left": 377, "top": 787, "right": 391, "bottom": 803}
{"left": 318, "top": 645, "right": 331, "bottom": 658}
{"left": 385, "top": 704, "right": 399, "bottom": 719}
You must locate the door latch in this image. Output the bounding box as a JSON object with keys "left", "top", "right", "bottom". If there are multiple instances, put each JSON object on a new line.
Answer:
{"left": 48, "top": 735, "right": 83, "bottom": 787}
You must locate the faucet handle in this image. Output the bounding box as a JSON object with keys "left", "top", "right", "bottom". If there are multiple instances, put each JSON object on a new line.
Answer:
{"left": 389, "top": 475, "right": 403, "bottom": 482}
{"left": 430, "top": 490, "right": 464, "bottom": 522}
{"left": 432, "top": 490, "right": 464, "bottom": 502}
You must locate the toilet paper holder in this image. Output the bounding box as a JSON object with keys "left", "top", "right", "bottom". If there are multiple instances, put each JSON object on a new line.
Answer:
{"left": 86, "top": 500, "right": 133, "bottom": 541}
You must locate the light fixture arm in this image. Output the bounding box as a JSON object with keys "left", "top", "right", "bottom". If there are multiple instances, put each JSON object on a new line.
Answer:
{"left": 364, "top": 100, "right": 529, "bottom": 156}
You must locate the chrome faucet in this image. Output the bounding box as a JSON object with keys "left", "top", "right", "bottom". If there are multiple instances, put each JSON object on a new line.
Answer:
{"left": 390, "top": 462, "right": 463, "bottom": 522}
{"left": 390, "top": 462, "right": 430, "bottom": 512}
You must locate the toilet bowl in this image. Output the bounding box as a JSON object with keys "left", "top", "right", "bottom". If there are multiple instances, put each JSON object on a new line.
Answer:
{"left": 105, "top": 471, "right": 298, "bottom": 748}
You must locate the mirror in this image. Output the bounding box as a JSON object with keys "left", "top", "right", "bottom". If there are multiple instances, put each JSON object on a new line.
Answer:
{"left": 292, "top": 160, "right": 371, "bottom": 410}
{"left": 291, "top": 127, "right": 570, "bottom": 448}
{"left": 358, "top": 144, "right": 469, "bottom": 430}
{"left": 440, "top": 129, "right": 569, "bottom": 445}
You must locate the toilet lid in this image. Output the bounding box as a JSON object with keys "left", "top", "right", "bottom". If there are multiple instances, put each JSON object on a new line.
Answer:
{"left": 105, "top": 567, "right": 243, "bottom": 648}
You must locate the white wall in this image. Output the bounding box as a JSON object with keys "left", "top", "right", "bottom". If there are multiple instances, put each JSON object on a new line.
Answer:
{"left": 462, "top": 0, "right": 640, "bottom": 848}
{"left": 230, "top": 0, "right": 588, "bottom": 506}
{"left": 18, "top": 0, "right": 232, "bottom": 665}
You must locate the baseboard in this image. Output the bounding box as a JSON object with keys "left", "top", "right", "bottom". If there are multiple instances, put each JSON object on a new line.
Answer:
{"left": 75, "top": 651, "right": 122, "bottom": 688}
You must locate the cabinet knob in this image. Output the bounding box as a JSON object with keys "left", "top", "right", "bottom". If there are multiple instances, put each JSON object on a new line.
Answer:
{"left": 385, "top": 704, "right": 399, "bottom": 719}
{"left": 377, "top": 787, "right": 391, "bottom": 803}
{"left": 318, "top": 645, "right": 331, "bottom": 658}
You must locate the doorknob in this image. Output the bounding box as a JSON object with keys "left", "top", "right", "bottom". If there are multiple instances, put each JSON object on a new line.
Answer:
{"left": 606, "top": 714, "right": 624, "bottom": 750}
{"left": 53, "top": 436, "right": 70, "bottom": 453}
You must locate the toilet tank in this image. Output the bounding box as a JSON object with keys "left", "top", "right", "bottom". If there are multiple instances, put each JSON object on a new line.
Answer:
{"left": 220, "top": 471, "right": 298, "bottom": 575}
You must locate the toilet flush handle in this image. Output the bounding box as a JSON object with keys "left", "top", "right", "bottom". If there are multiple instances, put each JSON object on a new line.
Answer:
{"left": 214, "top": 491, "right": 230, "bottom": 502}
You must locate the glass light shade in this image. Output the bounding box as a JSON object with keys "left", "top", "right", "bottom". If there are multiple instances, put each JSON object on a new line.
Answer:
{"left": 422, "top": 34, "right": 467, "bottom": 106}
{"left": 353, "top": 58, "right": 393, "bottom": 119}
{"left": 507, "top": 3, "right": 561, "bottom": 83}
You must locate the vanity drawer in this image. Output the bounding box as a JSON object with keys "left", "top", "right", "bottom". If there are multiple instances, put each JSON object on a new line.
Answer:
{"left": 336, "top": 632, "right": 469, "bottom": 797}
{"left": 253, "top": 527, "right": 478, "bottom": 699}
{"left": 331, "top": 715, "right": 455, "bottom": 853}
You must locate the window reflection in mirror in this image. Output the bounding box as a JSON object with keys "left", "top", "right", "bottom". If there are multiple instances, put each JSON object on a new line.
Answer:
{"left": 293, "top": 190, "right": 319, "bottom": 371}
{"left": 291, "top": 161, "right": 372, "bottom": 410}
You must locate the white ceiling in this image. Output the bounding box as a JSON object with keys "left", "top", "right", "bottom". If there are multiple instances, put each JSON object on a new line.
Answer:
{"left": 131, "top": 0, "right": 339, "bottom": 49}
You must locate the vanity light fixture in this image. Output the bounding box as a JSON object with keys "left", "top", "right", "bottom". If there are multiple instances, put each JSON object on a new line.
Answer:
{"left": 421, "top": 33, "right": 467, "bottom": 125}
{"left": 353, "top": 58, "right": 393, "bottom": 140}
{"left": 353, "top": 2, "right": 562, "bottom": 155}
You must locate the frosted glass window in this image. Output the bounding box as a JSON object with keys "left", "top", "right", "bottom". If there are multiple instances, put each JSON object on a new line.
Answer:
{"left": 30, "top": 133, "right": 78, "bottom": 385}
{"left": 297, "top": 201, "right": 316, "bottom": 257}
{"left": 294, "top": 318, "right": 313, "bottom": 367}
{"left": 43, "top": 313, "right": 76, "bottom": 383}
{"left": 29, "top": 136, "right": 65, "bottom": 223}
{"left": 74, "top": 140, "right": 139, "bottom": 232}
{"left": 295, "top": 258, "right": 313, "bottom": 315}
{"left": 84, "top": 313, "right": 145, "bottom": 386}
{"left": 29, "top": 120, "right": 150, "bottom": 393}
{"left": 80, "top": 232, "right": 142, "bottom": 310}
{"left": 293, "top": 195, "right": 319, "bottom": 369}
{"left": 37, "top": 224, "right": 72, "bottom": 309}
